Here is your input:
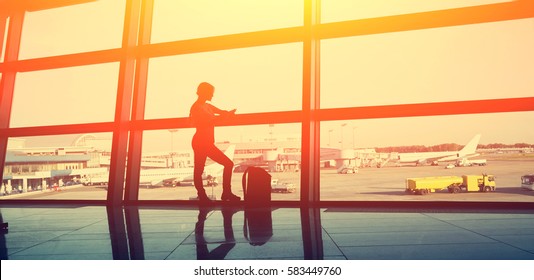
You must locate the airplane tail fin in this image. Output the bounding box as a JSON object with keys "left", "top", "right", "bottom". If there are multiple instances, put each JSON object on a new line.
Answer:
{"left": 459, "top": 134, "right": 481, "bottom": 156}
{"left": 204, "top": 145, "right": 236, "bottom": 174}
{"left": 223, "top": 145, "right": 236, "bottom": 161}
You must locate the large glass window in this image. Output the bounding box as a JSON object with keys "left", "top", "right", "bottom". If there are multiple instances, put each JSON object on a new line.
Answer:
{"left": 1, "top": 1, "right": 532, "bottom": 204}
{"left": 144, "top": 44, "right": 302, "bottom": 119}
{"left": 1, "top": 133, "right": 112, "bottom": 200}
{"left": 320, "top": 18, "right": 534, "bottom": 108}
{"left": 18, "top": 0, "right": 125, "bottom": 59}
{"left": 320, "top": 112, "right": 534, "bottom": 201}
{"left": 151, "top": 0, "right": 303, "bottom": 43}
{"left": 138, "top": 124, "right": 301, "bottom": 201}
{"left": 10, "top": 63, "right": 120, "bottom": 127}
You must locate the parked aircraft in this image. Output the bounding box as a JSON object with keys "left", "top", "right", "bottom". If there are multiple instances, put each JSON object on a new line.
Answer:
{"left": 138, "top": 145, "right": 236, "bottom": 187}
{"left": 395, "top": 134, "right": 481, "bottom": 166}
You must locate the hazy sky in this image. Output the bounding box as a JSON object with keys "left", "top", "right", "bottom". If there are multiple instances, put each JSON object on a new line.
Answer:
{"left": 5, "top": 0, "right": 534, "bottom": 152}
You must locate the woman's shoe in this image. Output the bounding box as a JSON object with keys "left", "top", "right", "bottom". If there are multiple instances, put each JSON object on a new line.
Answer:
{"left": 221, "top": 192, "right": 241, "bottom": 202}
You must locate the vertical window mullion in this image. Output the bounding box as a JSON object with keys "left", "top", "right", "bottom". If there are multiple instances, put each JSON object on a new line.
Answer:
{"left": 125, "top": 0, "right": 154, "bottom": 202}
{"left": 107, "top": 0, "right": 142, "bottom": 205}
{"left": 301, "top": 0, "right": 321, "bottom": 205}
{"left": 0, "top": 11, "right": 24, "bottom": 191}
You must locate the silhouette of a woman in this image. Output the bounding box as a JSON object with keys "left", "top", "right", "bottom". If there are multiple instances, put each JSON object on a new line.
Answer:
{"left": 189, "top": 82, "right": 240, "bottom": 203}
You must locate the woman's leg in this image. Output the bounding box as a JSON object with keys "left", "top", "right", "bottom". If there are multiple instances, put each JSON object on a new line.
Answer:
{"left": 205, "top": 145, "right": 239, "bottom": 201}
{"left": 193, "top": 149, "right": 209, "bottom": 199}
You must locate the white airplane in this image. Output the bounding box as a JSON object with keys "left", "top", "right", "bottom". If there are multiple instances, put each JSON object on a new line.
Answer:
{"left": 139, "top": 145, "right": 235, "bottom": 187}
{"left": 395, "top": 134, "right": 481, "bottom": 166}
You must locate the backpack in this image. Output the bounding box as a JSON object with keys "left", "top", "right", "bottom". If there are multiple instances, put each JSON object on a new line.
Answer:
{"left": 241, "top": 166, "right": 271, "bottom": 206}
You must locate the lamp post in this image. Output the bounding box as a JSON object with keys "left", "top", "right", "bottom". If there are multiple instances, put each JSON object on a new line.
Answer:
{"left": 352, "top": 126, "right": 357, "bottom": 149}
{"left": 168, "top": 129, "right": 179, "bottom": 154}
{"left": 340, "top": 123, "right": 347, "bottom": 149}
{"left": 168, "top": 129, "right": 179, "bottom": 168}
{"left": 268, "top": 124, "right": 275, "bottom": 148}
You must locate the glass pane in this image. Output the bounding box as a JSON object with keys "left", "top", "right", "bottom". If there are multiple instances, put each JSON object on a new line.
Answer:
{"left": 10, "top": 63, "right": 119, "bottom": 127}
{"left": 151, "top": 0, "right": 303, "bottom": 43}
{"left": 321, "top": 19, "right": 534, "bottom": 108}
{"left": 320, "top": 112, "right": 534, "bottom": 202}
{"left": 1, "top": 133, "right": 112, "bottom": 200}
{"left": 144, "top": 43, "right": 302, "bottom": 119}
{"left": 1, "top": 17, "right": 7, "bottom": 63}
{"left": 19, "top": 0, "right": 125, "bottom": 59}
{"left": 321, "top": 0, "right": 511, "bottom": 23}
{"left": 138, "top": 124, "right": 301, "bottom": 201}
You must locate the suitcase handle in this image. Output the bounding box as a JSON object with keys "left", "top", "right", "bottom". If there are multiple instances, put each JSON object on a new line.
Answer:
{"left": 242, "top": 167, "right": 250, "bottom": 198}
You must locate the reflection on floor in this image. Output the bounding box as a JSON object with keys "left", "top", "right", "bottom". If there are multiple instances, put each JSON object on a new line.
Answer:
{"left": 0, "top": 205, "right": 533, "bottom": 260}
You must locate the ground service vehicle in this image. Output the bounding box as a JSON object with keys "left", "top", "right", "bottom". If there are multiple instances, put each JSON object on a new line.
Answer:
{"left": 406, "top": 176, "right": 462, "bottom": 195}
{"left": 82, "top": 176, "right": 108, "bottom": 186}
{"left": 406, "top": 174, "right": 496, "bottom": 195}
{"left": 445, "top": 164, "right": 455, "bottom": 169}
{"left": 521, "top": 174, "right": 534, "bottom": 191}
{"left": 337, "top": 165, "right": 358, "bottom": 174}
{"left": 271, "top": 179, "right": 296, "bottom": 193}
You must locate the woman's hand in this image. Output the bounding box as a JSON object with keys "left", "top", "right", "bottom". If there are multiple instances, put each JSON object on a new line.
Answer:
{"left": 219, "top": 109, "right": 236, "bottom": 119}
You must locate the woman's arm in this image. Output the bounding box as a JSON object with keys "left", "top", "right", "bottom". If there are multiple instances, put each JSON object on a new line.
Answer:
{"left": 206, "top": 103, "right": 236, "bottom": 115}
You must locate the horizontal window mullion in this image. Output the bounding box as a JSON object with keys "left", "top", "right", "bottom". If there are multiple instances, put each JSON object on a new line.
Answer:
{"left": 130, "top": 111, "right": 303, "bottom": 131}
{"left": 0, "top": 49, "right": 123, "bottom": 72}
{"left": 317, "top": 1, "right": 534, "bottom": 40}
{"left": 0, "top": 122, "right": 117, "bottom": 137}
{"left": 318, "top": 97, "right": 534, "bottom": 121}
{"left": 0, "top": 111, "right": 305, "bottom": 136}
{"left": 0, "top": 27, "right": 306, "bottom": 73}
{"left": 141, "top": 26, "right": 306, "bottom": 59}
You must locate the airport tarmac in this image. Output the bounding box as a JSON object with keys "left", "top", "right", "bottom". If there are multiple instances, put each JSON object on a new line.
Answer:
{"left": 2, "top": 157, "right": 533, "bottom": 202}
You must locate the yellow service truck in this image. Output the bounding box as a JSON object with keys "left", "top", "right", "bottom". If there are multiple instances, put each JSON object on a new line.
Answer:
{"left": 406, "top": 174, "right": 496, "bottom": 195}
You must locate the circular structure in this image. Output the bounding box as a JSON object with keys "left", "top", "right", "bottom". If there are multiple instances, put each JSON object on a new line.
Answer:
{"left": 72, "top": 134, "right": 97, "bottom": 147}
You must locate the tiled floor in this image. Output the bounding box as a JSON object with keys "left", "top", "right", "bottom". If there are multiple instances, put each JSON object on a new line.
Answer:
{"left": 1, "top": 205, "right": 533, "bottom": 260}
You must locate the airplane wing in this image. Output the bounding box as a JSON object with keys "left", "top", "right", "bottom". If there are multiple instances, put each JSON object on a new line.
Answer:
{"left": 397, "top": 153, "right": 448, "bottom": 165}
{"left": 152, "top": 176, "right": 184, "bottom": 187}
{"left": 139, "top": 145, "right": 235, "bottom": 187}
{"left": 138, "top": 175, "right": 183, "bottom": 187}
{"left": 437, "top": 153, "right": 480, "bottom": 162}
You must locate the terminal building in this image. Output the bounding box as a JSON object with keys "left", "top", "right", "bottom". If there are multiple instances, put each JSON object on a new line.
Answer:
{"left": 1, "top": 132, "right": 390, "bottom": 195}
{"left": 2, "top": 136, "right": 105, "bottom": 194}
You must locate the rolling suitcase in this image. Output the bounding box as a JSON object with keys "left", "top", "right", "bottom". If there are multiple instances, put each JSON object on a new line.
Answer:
{"left": 241, "top": 166, "right": 271, "bottom": 207}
